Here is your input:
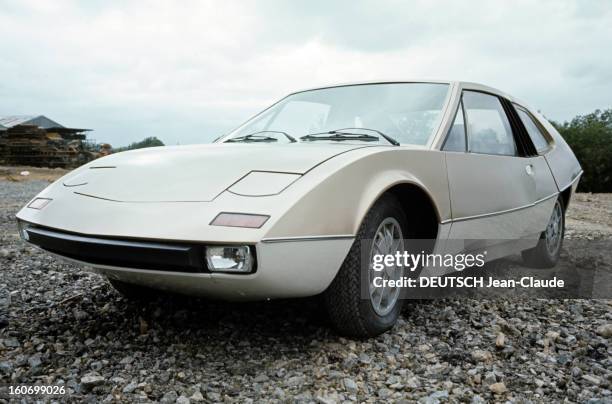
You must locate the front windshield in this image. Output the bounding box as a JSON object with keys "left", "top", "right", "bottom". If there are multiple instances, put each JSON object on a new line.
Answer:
{"left": 222, "top": 83, "right": 450, "bottom": 145}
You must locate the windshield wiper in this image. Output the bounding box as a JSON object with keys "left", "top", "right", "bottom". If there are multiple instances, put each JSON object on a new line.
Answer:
{"left": 226, "top": 134, "right": 277, "bottom": 143}
{"left": 300, "top": 128, "right": 399, "bottom": 146}
{"left": 301, "top": 132, "right": 380, "bottom": 143}
{"left": 225, "top": 131, "right": 296, "bottom": 143}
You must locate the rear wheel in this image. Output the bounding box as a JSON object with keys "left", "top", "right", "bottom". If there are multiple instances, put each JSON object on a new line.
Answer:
{"left": 324, "top": 194, "right": 411, "bottom": 337}
{"left": 521, "top": 198, "right": 565, "bottom": 268}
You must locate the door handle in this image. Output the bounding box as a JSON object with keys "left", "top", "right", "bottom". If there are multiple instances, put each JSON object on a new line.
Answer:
{"left": 525, "top": 164, "right": 534, "bottom": 176}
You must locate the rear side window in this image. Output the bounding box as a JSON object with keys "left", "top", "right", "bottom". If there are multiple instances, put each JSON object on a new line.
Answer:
{"left": 443, "top": 101, "right": 467, "bottom": 152}
{"left": 463, "top": 91, "right": 517, "bottom": 156}
{"left": 515, "top": 106, "right": 550, "bottom": 153}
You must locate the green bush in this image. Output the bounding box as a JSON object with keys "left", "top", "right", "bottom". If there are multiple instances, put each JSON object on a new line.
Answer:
{"left": 115, "top": 136, "right": 165, "bottom": 152}
{"left": 552, "top": 109, "right": 612, "bottom": 193}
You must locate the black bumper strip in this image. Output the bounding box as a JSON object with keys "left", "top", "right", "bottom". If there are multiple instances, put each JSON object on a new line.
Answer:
{"left": 25, "top": 227, "right": 205, "bottom": 272}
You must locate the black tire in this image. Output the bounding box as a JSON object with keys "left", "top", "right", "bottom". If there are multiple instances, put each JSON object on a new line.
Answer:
{"left": 521, "top": 198, "right": 565, "bottom": 268}
{"left": 324, "top": 194, "right": 411, "bottom": 338}
{"left": 108, "top": 278, "right": 156, "bottom": 300}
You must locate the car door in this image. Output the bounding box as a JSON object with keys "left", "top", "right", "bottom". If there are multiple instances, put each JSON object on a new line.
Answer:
{"left": 442, "top": 91, "right": 540, "bottom": 254}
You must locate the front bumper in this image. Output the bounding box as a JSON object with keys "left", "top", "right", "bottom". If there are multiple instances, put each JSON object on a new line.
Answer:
{"left": 20, "top": 222, "right": 354, "bottom": 301}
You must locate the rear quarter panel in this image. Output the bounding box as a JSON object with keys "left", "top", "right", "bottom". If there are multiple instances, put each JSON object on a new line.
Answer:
{"left": 524, "top": 110, "right": 582, "bottom": 192}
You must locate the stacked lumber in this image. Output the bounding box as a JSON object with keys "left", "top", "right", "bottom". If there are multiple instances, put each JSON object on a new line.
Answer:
{"left": 0, "top": 125, "right": 94, "bottom": 168}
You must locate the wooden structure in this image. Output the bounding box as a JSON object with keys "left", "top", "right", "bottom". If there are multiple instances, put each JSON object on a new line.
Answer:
{"left": 0, "top": 115, "right": 102, "bottom": 168}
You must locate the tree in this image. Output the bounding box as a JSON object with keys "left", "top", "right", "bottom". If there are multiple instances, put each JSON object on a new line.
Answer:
{"left": 115, "top": 137, "right": 165, "bottom": 152}
{"left": 552, "top": 109, "right": 612, "bottom": 193}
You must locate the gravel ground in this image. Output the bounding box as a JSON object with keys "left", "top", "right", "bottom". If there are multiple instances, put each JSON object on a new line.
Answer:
{"left": 1, "top": 180, "right": 611, "bottom": 403}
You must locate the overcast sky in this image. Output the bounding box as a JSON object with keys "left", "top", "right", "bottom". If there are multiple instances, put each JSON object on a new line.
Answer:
{"left": 1, "top": 0, "right": 611, "bottom": 146}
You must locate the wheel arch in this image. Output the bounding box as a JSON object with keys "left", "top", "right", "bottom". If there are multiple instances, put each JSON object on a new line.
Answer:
{"left": 355, "top": 180, "right": 441, "bottom": 241}
{"left": 560, "top": 185, "right": 572, "bottom": 211}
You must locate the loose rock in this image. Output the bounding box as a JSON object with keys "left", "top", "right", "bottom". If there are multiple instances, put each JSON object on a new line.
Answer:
{"left": 80, "top": 373, "right": 105, "bottom": 389}
{"left": 489, "top": 382, "right": 507, "bottom": 394}
{"left": 495, "top": 332, "right": 506, "bottom": 349}
{"left": 596, "top": 323, "right": 612, "bottom": 338}
{"left": 471, "top": 349, "right": 492, "bottom": 363}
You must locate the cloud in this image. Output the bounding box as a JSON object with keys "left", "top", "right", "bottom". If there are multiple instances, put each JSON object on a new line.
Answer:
{"left": 0, "top": 0, "right": 610, "bottom": 145}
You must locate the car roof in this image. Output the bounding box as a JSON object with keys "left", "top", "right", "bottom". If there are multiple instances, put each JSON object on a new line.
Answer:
{"left": 289, "top": 80, "right": 526, "bottom": 106}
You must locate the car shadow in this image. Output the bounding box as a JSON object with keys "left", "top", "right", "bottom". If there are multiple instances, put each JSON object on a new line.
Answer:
{"left": 92, "top": 284, "right": 332, "bottom": 336}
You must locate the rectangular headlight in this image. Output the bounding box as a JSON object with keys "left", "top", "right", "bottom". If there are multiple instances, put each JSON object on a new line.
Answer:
{"left": 206, "top": 246, "right": 253, "bottom": 273}
{"left": 210, "top": 212, "right": 269, "bottom": 228}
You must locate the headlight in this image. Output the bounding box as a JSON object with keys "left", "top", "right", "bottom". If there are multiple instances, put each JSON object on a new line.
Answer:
{"left": 228, "top": 171, "right": 301, "bottom": 196}
{"left": 206, "top": 246, "right": 253, "bottom": 273}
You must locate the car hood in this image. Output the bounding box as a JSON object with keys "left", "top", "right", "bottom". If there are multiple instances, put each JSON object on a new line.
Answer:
{"left": 61, "top": 143, "right": 372, "bottom": 202}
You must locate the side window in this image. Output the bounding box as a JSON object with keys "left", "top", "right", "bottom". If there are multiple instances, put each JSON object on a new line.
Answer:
{"left": 515, "top": 106, "right": 550, "bottom": 153}
{"left": 463, "top": 91, "right": 517, "bottom": 156}
{"left": 443, "top": 101, "right": 466, "bottom": 152}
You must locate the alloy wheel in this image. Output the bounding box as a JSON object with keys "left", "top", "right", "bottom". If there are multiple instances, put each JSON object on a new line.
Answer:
{"left": 368, "top": 217, "right": 404, "bottom": 316}
{"left": 545, "top": 200, "right": 563, "bottom": 256}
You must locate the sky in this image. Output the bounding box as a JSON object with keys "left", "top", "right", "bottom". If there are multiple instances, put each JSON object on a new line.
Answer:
{"left": 1, "top": 0, "right": 611, "bottom": 146}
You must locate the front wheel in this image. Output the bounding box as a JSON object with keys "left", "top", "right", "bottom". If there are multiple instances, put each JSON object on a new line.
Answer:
{"left": 522, "top": 198, "right": 565, "bottom": 268}
{"left": 324, "top": 194, "right": 411, "bottom": 337}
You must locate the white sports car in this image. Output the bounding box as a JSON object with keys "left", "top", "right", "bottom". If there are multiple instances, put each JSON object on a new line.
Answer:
{"left": 16, "top": 81, "right": 582, "bottom": 336}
